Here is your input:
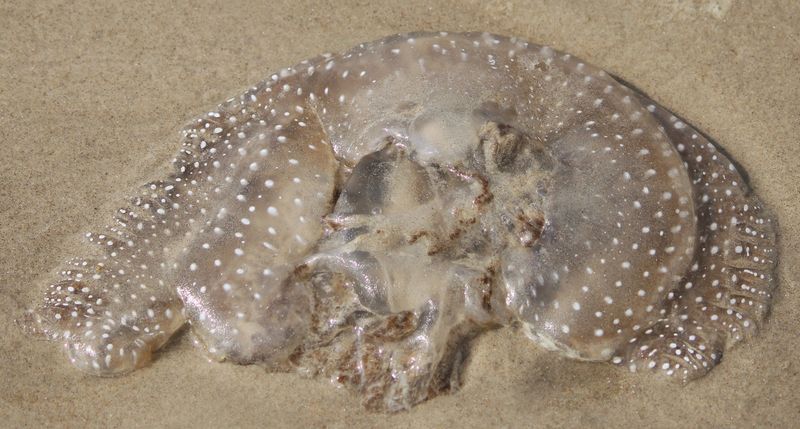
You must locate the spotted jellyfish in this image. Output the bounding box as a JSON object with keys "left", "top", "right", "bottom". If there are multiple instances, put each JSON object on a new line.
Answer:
{"left": 27, "top": 32, "right": 778, "bottom": 412}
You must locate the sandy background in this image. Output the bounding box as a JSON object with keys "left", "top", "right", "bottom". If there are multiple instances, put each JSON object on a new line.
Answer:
{"left": 1, "top": 0, "right": 798, "bottom": 427}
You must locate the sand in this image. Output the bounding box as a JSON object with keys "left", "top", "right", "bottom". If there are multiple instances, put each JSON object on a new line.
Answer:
{"left": 1, "top": 0, "right": 798, "bottom": 427}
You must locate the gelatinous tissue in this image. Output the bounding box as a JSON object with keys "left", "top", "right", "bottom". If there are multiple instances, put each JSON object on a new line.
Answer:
{"left": 26, "top": 32, "right": 778, "bottom": 412}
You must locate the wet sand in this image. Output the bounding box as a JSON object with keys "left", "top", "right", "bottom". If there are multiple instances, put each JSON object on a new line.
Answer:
{"left": 1, "top": 1, "right": 798, "bottom": 427}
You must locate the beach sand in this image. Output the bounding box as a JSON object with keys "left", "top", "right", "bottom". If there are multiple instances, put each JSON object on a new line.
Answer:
{"left": 1, "top": 1, "right": 798, "bottom": 427}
